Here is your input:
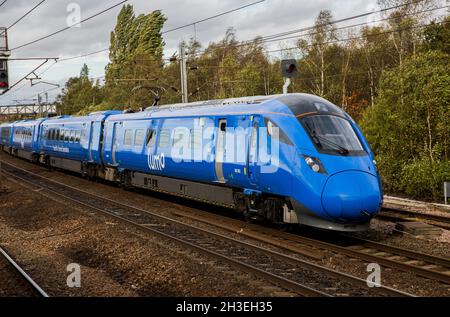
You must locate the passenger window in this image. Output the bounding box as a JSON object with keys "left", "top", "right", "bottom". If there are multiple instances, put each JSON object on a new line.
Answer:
{"left": 70, "top": 130, "right": 75, "bottom": 143}
{"left": 124, "top": 129, "right": 133, "bottom": 146}
{"left": 158, "top": 129, "right": 170, "bottom": 148}
{"left": 190, "top": 129, "right": 202, "bottom": 150}
{"left": 75, "top": 131, "right": 81, "bottom": 143}
{"left": 172, "top": 127, "right": 189, "bottom": 147}
{"left": 134, "top": 129, "right": 145, "bottom": 146}
{"left": 56, "top": 129, "right": 60, "bottom": 141}
{"left": 65, "top": 130, "right": 70, "bottom": 142}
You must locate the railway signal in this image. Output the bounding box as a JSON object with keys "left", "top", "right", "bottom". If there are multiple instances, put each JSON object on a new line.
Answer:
{"left": 281, "top": 59, "right": 298, "bottom": 94}
{"left": 281, "top": 59, "right": 298, "bottom": 78}
{"left": 0, "top": 59, "right": 9, "bottom": 91}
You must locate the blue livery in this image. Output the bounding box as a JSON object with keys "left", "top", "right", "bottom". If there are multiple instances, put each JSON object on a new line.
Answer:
{"left": 0, "top": 94, "right": 383, "bottom": 231}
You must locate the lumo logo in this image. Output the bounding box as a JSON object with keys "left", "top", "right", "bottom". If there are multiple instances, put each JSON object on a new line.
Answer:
{"left": 67, "top": 3, "right": 81, "bottom": 28}
{"left": 148, "top": 153, "right": 165, "bottom": 171}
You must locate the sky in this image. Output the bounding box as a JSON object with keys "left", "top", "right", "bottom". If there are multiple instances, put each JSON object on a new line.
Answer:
{"left": 0, "top": 0, "right": 437, "bottom": 106}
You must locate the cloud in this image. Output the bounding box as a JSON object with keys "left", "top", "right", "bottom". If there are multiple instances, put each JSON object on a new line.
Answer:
{"left": 0, "top": 0, "right": 382, "bottom": 105}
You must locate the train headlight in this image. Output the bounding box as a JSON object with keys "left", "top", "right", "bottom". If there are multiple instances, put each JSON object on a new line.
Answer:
{"left": 303, "top": 155, "right": 326, "bottom": 174}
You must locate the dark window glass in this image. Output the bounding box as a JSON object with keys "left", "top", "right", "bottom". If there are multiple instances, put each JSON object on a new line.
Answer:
{"left": 301, "top": 115, "right": 365, "bottom": 156}
{"left": 124, "top": 130, "right": 133, "bottom": 145}
{"left": 264, "top": 118, "right": 293, "bottom": 146}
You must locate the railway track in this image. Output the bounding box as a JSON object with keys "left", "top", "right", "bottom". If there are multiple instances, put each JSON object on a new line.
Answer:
{"left": 378, "top": 207, "right": 450, "bottom": 230}
{"left": 0, "top": 245, "right": 49, "bottom": 297}
{"left": 171, "top": 208, "right": 450, "bottom": 285}
{"left": 1, "top": 161, "right": 412, "bottom": 297}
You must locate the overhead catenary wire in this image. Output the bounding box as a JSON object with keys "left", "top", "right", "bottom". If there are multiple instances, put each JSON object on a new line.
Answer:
{"left": 0, "top": 0, "right": 7, "bottom": 9}
{"left": 10, "top": 0, "right": 128, "bottom": 51}
{"left": 161, "top": 0, "right": 265, "bottom": 34}
{"left": 192, "top": 0, "right": 443, "bottom": 55}
{"left": 37, "top": 0, "right": 439, "bottom": 67}
{"left": 2, "top": 0, "right": 446, "bottom": 103}
{"left": 265, "top": 20, "right": 449, "bottom": 54}
{"left": 56, "top": 1, "right": 268, "bottom": 63}
{"left": 0, "top": 0, "right": 46, "bottom": 36}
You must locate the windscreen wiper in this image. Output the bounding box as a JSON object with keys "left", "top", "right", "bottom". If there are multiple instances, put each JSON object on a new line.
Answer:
{"left": 315, "top": 135, "right": 349, "bottom": 154}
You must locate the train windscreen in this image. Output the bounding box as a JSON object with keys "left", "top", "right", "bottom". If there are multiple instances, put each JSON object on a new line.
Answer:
{"left": 301, "top": 115, "right": 365, "bottom": 156}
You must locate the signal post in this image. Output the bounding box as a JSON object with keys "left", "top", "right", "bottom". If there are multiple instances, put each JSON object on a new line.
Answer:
{"left": 0, "top": 27, "right": 10, "bottom": 94}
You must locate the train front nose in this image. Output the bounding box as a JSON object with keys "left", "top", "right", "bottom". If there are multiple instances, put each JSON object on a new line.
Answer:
{"left": 321, "top": 171, "right": 382, "bottom": 221}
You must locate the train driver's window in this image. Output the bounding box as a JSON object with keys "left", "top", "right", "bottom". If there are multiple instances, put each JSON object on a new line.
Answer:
{"left": 124, "top": 129, "right": 133, "bottom": 146}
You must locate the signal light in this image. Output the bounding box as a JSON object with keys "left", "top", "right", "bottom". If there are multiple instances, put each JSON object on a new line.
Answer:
{"left": 281, "top": 59, "right": 298, "bottom": 78}
{"left": 0, "top": 59, "right": 8, "bottom": 91}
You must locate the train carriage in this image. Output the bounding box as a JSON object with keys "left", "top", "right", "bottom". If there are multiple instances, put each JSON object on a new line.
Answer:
{"left": 99, "top": 94, "right": 382, "bottom": 231}
{"left": 10, "top": 119, "right": 47, "bottom": 162}
{"left": 38, "top": 111, "right": 121, "bottom": 175}
{"left": 0, "top": 122, "right": 13, "bottom": 153}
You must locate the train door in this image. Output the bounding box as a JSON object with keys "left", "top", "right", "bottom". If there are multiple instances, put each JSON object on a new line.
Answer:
{"left": 111, "top": 122, "right": 119, "bottom": 166}
{"left": 88, "top": 122, "right": 94, "bottom": 161}
{"left": 247, "top": 116, "right": 259, "bottom": 184}
{"left": 215, "top": 119, "right": 227, "bottom": 183}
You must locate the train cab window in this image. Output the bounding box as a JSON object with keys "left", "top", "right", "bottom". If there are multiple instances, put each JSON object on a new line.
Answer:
{"left": 124, "top": 129, "right": 133, "bottom": 146}
{"left": 146, "top": 129, "right": 156, "bottom": 148}
{"left": 75, "top": 131, "right": 81, "bottom": 143}
{"left": 158, "top": 129, "right": 170, "bottom": 148}
{"left": 134, "top": 129, "right": 145, "bottom": 146}
{"left": 70, "top": 130, "right": 75, "bottom": 143}
{"left": 264, "top": 118, "right": 293, "bottom": 146}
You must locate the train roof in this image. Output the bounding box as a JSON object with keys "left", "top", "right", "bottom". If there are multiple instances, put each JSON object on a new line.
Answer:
{"left": 42, "top": 110, "right": 122, "bottom": 125}
{"left": 107, "top": 93, "right": 346, "bottom": 122}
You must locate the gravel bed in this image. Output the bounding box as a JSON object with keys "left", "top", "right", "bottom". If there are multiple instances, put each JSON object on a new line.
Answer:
{"left": 0, "top": 176, "right": 278, "bottom": 297}
{"left": 1, "top": 154, "right": 449, "bottom": 296}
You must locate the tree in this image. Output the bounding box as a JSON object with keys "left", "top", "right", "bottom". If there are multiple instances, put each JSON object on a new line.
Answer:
{"left": 422, "top": 16, "right": 450, "bottom": 54}
{"left": 104, "top": 5, "right": 167, "bottom": 109}
{"left": 298, "top": 10, "right": 337, "bottom": 98}
{"left": 360, "top": 51, "right": 450, "bottom": 198}
{"left": 57, "top": 64, "right": 104, "bottom": 115}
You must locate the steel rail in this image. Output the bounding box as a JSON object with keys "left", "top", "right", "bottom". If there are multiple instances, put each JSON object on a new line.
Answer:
{"left": 171, "top": 206, "right": 450, "bottom": 285}
{"left": 0, "top": 246, "right": 49, "bottom": 297}
{"left": 1, "top": 161, "right": 414, "bottom": 297}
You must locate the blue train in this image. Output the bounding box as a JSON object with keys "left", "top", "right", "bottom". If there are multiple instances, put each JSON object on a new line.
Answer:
{"left": 0, "top": 94, "right": 383, "bottom": 231}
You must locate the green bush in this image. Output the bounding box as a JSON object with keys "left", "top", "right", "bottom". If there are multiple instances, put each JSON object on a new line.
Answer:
{"left": 401, "top": 159, "right": 450, "bottom": 199}
{"left": 361, "top": 51, "right": 450, "bottom": 200}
